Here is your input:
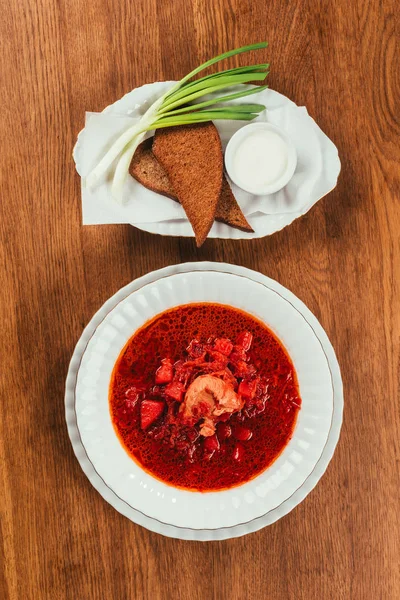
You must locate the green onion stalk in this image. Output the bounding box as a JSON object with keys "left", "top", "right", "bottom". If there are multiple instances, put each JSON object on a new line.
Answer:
{"left": 85, "top": 42, "right": 269, "bottom": 202}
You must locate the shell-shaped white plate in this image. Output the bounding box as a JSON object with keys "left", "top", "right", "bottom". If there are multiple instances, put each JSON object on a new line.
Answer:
{"left": 65, "top": 262, "right": 343, "bottom": 540}
{"left": 73, "top": 82, "right": 341, "bottom": 240}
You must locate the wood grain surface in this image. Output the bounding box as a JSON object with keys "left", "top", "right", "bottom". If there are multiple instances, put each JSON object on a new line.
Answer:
{"left": 1, "top": 0, "right": 399, "bottom": 598}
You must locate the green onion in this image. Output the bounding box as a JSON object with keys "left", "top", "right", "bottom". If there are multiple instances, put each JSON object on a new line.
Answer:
{"left": 85, "top": 42, "right": 269, "bottom": 202}
{"left": 158, "top": 87, "right": 268, "bottom": 117}
{"left": 163, "top": 42, "right": 268, "bottom": 93}
{"left": 153, "top": 112, "right": 259, "bottom": 126}
{"left": 177, "top": 64, "right": 270, "bottom": 90}
{"left": 159, "top": 73, "right": 268, "bottom": 112}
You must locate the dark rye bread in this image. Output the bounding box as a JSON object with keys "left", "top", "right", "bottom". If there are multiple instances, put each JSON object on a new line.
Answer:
{"left": 130, "top": 137, "right": 176, "bottom": 199}
{"left": 152, "top": 123, "right": 223, "bottom": 247}
{"left": 216, "top": 178, "right": 254, "bottom": 232}
{"left": 130, "top": 135, "right": 253, "bottom": 236}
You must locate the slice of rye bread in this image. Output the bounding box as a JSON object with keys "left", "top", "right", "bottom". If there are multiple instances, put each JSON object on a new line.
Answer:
{"left": 130, "top": 137, "right": 176, "bottom": 200}
{"left": 152, "top": 122, "right": 223, "bottom": 246}
{"left": 130, "top": 137, "right": 254, "bottom": 234}
{"left": 216, "top": 178, "right": 254, "bottom": 232}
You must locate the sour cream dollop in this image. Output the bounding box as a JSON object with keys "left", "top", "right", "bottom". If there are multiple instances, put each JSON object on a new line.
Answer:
{"left": 225, "top": 123, "right": 297, "bottom": 195}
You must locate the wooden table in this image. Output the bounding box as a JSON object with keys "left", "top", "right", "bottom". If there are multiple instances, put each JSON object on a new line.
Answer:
{"left": 1, "top": 1, "right": 399, "bottom": 598}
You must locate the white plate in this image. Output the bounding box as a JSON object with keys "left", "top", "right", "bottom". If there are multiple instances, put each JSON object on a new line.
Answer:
{"left": 74, "top": 83, "right": 341, "bottom": 240}
{"left": 65, "top": 263, "right": 343, "bottom": 540}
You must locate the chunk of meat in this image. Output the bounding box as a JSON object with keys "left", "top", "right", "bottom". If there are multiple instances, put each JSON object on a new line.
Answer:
{"left": 179, "top": 375, "right": 244, "bottom": 436}
{"left": 199, "top": 417, "right": 216, "bottom": 437}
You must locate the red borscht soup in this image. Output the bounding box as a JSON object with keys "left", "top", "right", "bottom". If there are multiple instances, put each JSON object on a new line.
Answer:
{"left": 109, "top": 303, "right": 301, "bottom": 491}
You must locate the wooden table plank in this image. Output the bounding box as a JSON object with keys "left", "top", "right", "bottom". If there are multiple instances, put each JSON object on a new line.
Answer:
{"left": 0, "top": 0, "right": 399, "bottom": 598}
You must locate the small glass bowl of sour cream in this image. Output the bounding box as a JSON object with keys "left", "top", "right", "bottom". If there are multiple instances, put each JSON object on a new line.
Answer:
{"left": 225, "top": 122, "right": 297, "bottom": 195}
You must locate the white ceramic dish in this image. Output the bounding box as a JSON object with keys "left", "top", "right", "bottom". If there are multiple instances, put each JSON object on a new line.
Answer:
{"left": 65, "top": 262, "right": 343, "bottom": 540}
{"left": 74, "top": 83, "right": 341, "bottom": 240}
{"left": 225, "top": 122, "right": 297, "bottom": 195}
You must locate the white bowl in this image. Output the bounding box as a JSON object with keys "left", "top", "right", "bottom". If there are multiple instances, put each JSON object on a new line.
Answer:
{"left": 225, "top": 122, "right": 298, "bottom": 195}
{"left": 66, "top": 263, "right": 343, "bottom": 539}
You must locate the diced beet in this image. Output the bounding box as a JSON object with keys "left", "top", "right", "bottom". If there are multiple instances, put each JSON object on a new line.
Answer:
{"left": 140, "top": 400, "right": 165, "bottom": 430}
{"left": 233, "top": 425, "right": 253, "bottom": 441}
{"left": 213, "top": 338, "right": 234, "bottom": 356}
{"left": 204, "top": 434, "right": 220, "bottom": 453}
{"left": 218, "top": 412, "right": 231, "bottom": 422}
{"left": 217, "top": 422, "right": 232, "bottom": 440}
{"left": 203, "top": 434, "right": 220, "bottom": 459}
{"left": 207, "top": 350, "right": 229, "bottom": 371}
{"left": 231, "top": 360, "right": 249, "bottom": 378}
{"left": 232, "top": 443, "right": 245, "bottom": 461}
{"left": 165, "top": 381, "right": 186, "bottom": 402}
{"left": 208, "top": 349, "right": 228, "bottom": 363}
{"left": 155, "top": 358, "right": 173, "bottom": 384}
{"left": 236, "top": 331, "right": 253, "bottom": 351}
{"left": 230, "top": 346, "right": 248, "bottom": 362}
{"left": 238, "top": 378, "right": 259, "bottom": 401}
